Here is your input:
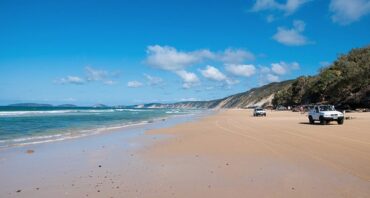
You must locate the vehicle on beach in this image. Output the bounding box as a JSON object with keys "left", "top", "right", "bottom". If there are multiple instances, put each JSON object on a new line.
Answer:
{"left": 276, "top": 105, "right": 287, "bottom": 111}
{"left": 308, "top": 105, "right": 344, "bottom": 125}
{"left": 253, "top": 108, "right": 266, "bottom": 117}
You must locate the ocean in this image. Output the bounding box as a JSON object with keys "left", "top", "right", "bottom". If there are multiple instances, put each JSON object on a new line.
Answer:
{"left": 0, "top": 106, "right": 200, "bottom": 148}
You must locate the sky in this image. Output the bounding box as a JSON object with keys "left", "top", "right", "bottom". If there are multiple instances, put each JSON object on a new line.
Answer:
{"left": 0, "top": 0, "right": 369, "bottom": 106}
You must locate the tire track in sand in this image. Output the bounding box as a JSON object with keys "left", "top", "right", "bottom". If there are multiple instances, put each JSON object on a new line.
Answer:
{"left": 226, "top": 117, "right": 370, "bottom": 181}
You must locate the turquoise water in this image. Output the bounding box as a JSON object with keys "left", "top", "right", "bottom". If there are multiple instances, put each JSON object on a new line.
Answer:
{"left": 0, "top": 106, "right": 199, "bottom": 148}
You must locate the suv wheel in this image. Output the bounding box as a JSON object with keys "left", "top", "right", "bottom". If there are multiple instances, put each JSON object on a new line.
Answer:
{"left": 308, "top": 116, "right": 314, "bottom": 124}
{"left": 337, "top": 118, "right": 344, "bottom": 125}
{"left": 319, "top": 116, "right": 327, "bottom": 125}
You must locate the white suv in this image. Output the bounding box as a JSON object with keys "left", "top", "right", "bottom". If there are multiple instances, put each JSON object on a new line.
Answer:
{"left": 308, "top": 105, "right": 344, "bottom": 125}
{"left": 253, "top": 108, "right": 266, "bottom": 117}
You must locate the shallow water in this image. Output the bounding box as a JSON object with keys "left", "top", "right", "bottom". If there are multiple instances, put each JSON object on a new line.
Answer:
{"left": 0, "top": 106, "right": 201, "bottom": 148}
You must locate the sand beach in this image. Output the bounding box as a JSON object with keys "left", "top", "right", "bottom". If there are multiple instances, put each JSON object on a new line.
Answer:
{"left": 1, "top": 109, "right": 369, "bottom": 198}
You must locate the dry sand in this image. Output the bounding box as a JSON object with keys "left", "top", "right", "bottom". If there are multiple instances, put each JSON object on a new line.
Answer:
{"left": 0, "top": 110, "right": 369, "bottom": 198}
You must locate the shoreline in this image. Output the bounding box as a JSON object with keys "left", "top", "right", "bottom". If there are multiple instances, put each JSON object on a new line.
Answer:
{"left": 0, "top": 109, "right": 213, "bottom": 150}
{"left": 0, "top": 109, "right": 215, "bottom": 197}
{"left": 1, "top": 109, "right": 369, "bottom": 198}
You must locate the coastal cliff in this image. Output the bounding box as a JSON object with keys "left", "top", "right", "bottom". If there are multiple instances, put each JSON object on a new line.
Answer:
{"left": 135, "top": 80, "right": 294, "bottom": 109}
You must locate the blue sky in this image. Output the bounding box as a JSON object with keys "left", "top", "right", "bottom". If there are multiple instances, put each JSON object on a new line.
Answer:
{"left": 0, "top": 0, "right": 369, "bottom": 106}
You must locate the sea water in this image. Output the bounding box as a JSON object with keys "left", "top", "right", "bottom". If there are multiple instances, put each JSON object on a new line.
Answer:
{"left": 0, "top": 106, "right": 200, "bottom": 148}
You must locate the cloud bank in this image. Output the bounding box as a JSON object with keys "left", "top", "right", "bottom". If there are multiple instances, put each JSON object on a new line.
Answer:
{"left": 55, "top": 66, "right": 119, "bottom": 86}
{"left": 251, "top": 0, "right": 311, "bottom": 15}
{"left": 127, "top": 81, "right": 143, "bottom": 88}
{"left": 330, "top": 0, "right": 370, "bottom": 25}
{"left": 225, "top": 64, "right": 256, "bottom": 77}
{"left": 145, "top": 45, "right": 254, "bottom": 88}
{"left": 273, "top": 20, "right": 311, "bottom": 46}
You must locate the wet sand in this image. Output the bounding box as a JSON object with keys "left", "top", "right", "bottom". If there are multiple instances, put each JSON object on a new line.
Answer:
{"left": 0, "top": 110, "right": 369, "bottom": 197}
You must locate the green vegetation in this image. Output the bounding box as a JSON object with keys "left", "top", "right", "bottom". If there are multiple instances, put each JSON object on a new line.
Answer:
{"left": 272, "top": 46, "right": 370, "bottom": 109}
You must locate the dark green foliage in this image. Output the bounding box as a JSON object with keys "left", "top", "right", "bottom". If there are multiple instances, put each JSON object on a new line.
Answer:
{"left": 272, "top": 46, "right": 370, "bottom": 109}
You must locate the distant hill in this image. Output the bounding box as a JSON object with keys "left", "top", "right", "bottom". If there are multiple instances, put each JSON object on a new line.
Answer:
{"left": 133, "top": 80, "right": 294, "bottom": 109}
{"left": 8, "top": 103, "right": 53, "bottom": 107}
{"left": 57, "top": 104, "right": 78, "bottom": 107}
{"left": 92, "top": 104, "right": 109, "bottom": 108}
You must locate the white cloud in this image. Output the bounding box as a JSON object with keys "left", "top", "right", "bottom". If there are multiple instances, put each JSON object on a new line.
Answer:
{"left": 85, "top": 66, "right": 109, "bottom": 81}
{"left": 258, "top": 61, "right": 299, "bottom": 85}
{"left": 271, "top": 61, "right": 300, "bottom": 75}
{"left": 291, "top": 62, "right": 300, "bottom": 70}
{"left": 252, "top": 0, "right": 280, "bottom": 11}
{"left": 144, "top": 74, "right": 164, "bottom": 86}
{"left": 56, "top": 66, "right": 119, "bottom": 86}
{"left": 85, "top": 66, "right": 118, "bottom": 85}
{"left": 145, "top": 45, "right": 211, "bottom": 88}
{"left": 251, "top": 0, "right": 311, "bottom": 15}
{"left": 55, "top": 76, "right": 85, "bottom": 85}
{"left": 225, "top": 64, "right": 256, "bottom": 77}
{"left": 127, "top": 81, "right": 143, "bottom": 88}
{"left": 271, "top": 63, "right": 287, "bottom": 75}
{"left": 200, "top": 65, "right": 240, "bottom": 86}
{"left": 145, "top": 45, "right": 254, "bottom": 88}
{"left": 224, "top": 79, "right": 240, "bottom": 86}
{"left": 175, "top": 70, "right": 200, "bottom": 89}
{"left": 145, "top": 45, "right": 212, "bottom": 71}
{"left": 179, "top": 98, "right": 199, "bottom": 102}
{"left": 218, "top": 48, "right": 255, "bottom": 63}
{"left": 145, "top": 45, "right": 254, "bottom": 69}
{"left": 273, "top": 20, "right": 310, "bottom": 46}
{"left": 267, "top": 73, "right": 280, "bottom": 82}
{"left": 284, "top": 0, "right": 311, "bottom": 14}
{"left": 330, "top": 0, "right": 370, "bottom": 25}
{"left": 260, "top": 66, "right": 271, "bottom": 73}
{"left": 200, "top": 65, "right": 227, "bottom": 81}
